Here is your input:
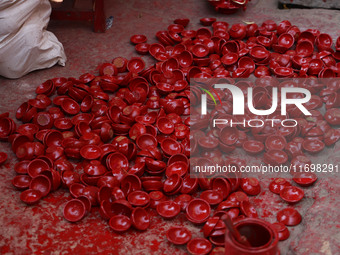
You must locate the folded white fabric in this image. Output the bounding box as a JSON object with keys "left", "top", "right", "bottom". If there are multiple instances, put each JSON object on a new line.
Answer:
{"left": 0, "top": 0, "right": 67, "bottom": 79}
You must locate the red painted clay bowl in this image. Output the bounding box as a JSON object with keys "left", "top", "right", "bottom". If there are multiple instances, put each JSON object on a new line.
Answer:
{"left": 200, "top": 190, "right": 223, "bottom": 206}
{"left": 221, "top": 52, "right": 239, "bottom": 66}
{"left": 149, "top": 43, "right": 165, "bottom": 57}
{"left": 163, "top": 174, "right": 183, "bottom": 194}
{"left": 35, "top": 80, "right": 54, "bottom": 96}
{"left": 80, "top": 145, "right": 102, "bottom": 160}
{"left": 131, "top": 207, "right": 150, "bottom": 231}
{"left": 197, "top": 135, "right": 219, "bottom": 150}
{"left": 250, "top": 46, "right": 270, "bottom": 61}
{"left": 165, "top": 161, "right": 188, "bottom": 177}
{"left": 240, "top": 178, "right": 261, "bottom": 196}
{"left": 256, "top": 36, "right": 272, "bottom": 48}
{"left": 212, "top": 21, "right": 229, "bottom": 30}
{"left": 280, "top": 186, "right": 304, "bottom": 203}
{"left": 149, "top": 190, "right": 166, "bottom": 208}
{"left": 254, "top": 66, "right": 271, "bottom": 77}
{"left": 196, "top": 27, "right": 212, "bottom": 38}
{"left": 110, "top": 199, "right": 133, "bottom": 217}
{"left": 308, "top": 59, "right": 323, "bottom": 75}
{"left": 157, "top": 200, "right": 181, "bottom": 219}
{"left": 278, "top": 33, "right": 294, "bottom": 48}
{"left": 292, "top": 172, "right": 317, "bottom": 187}
{"left": 269, "top": 178, "right": 291, "bottom": 194}
{"left": 228, "top": 191, "right": 248, "bottom": 203}
{"left": 69, "top": 183, "right": 85, "bottom": 198}
{"left": 97, "top": 186, "right": 113, "bottom": 203}
{"left": 174, "top": 194, "right": 192, "bottom": 212}
{"left": 277, "top": 208, "right": 302, "bottom": 226}
{"left": 14, "top": 160, "right": 30, "bottom": 174}
{"left": 156, "top": 117, "right": 175, "bottom": 134}
{"left": 145, "top": 158, "right": 166, "bottom": 173}
{"left": 192, "top": 44, "right": 209, "bottom": 58}
{"left": 135, "top": 43, "right": 150, "bottom": 55}
{"left": 273, "top": 67, "right": 293, "bottom": 77}
{"left": 54, "top": 118, "right": 73, "bottom": 130}
{"left": 296, "top": 40, "right": 314, "bottom": 57}
{"left": 186, "top": 199, "right": 211, "bottom": 224}
{"left": 298, "top": 30, "right": 315, "bottom": 43}
{"left": 187, "top": 238, "right": 212, "bottom": 255}
{"left": 316, "top": 33, "right": 332, "bottom": 51}
{"left": 109, "top": 215, "right": 131, "bottom": 232}
{"left": 263, "top": 150, "right": 288, "bottom": 165}
{"left": 181, "top": 175, "right": 199, "bottom": 194}
{"left": 84, "top": 160, "right": 107, "bottom": 176}
{"left": 44, "top": 130, "right": 63, "bottom": 147}
{"left": 181, "top": 30, "right": 196, "bottom": 38}
{"left": 15, "top": 132, "right": 32, "bottom": 147}
{"left": 276, "top": 20, "right": 291, "bottom": 34}
{"left": 265, "top": 135, "right": 287, "bottom": 151}
{"left": 240, "top": 200, "right": 258, "bottom": 218}
{"left": 177, "top": 50, "right": 193, "bottom": 67}
{"left": 136, "top": 134, "right": 157, "bottom": 150}
{"left": 12, "top": 175, "right": 32, "bottom": 190}
{"left": 200, "top": 17, "right": 216, "bottom": 26}
{"left": 243, "top": 140, "right": 264, "bottom": 155}
{"left": 127, "top": 57, "right": 145, "bottom": 73}
{"left": 130, "top": 34, "right": 147, "bottom": 44}
{"left": 127, "top": 190, "right": 150, "bottom": 207}
{"left": 324, "top": 108, "right": 340, "bottom": 126}
{"left": 168, "top": 24, "right": 184, "bottom": 33}
{"left": 211, "top": 178, "right": 231, "bottom": 200}
{"left": 63, "top": 199, "right": 86, "bottom": 222}
{"left": 168, "top": 153, "right": 189, "bottom": 166}
{"left": 302, "top": 139, "right": 325, "bottom": 154}
{"left": 167, "top": 226, "right": 192, "bottom": 245}
{"left": 17, "top": 123, "right": 39, "bottom": 137}
{"left": 220, "top": 126, "right": 239, "bottom": 146}
{"left": 99, "top": 63, "right": 117, "bottom": 76}
{"left": 107, "top": 152, "right": 129, "bottom": 172}
{"left": 110, "top": 188, "right": 125, "bottom": 202}
{"left": 0, "top": 152, "right": 7, "bottom": 165}
{"left": 77, "top": 195, "right": 92, "bottom": 213}
{"left": 61, "top": 98, "right": 80, "bottom": 115}
{"left": 229, "top": 23, "right": 246, "bottom": 40}
{"left": 29, "top": 175, "right": 51, "bottom": 197}
{"left": 161, "top": 138, "right": 182, "bottom": 156}
{"left": 174, "top": 18, "right": 189, "bottom": 27}
{"left": 238, "top": 56, "right": 255, "bottom": 73}
{"left": 97, "top": 176, "right": 120, "bottom": 188}
{"left": 121, "top": 174, "right": 142, "bottom": 194}
{"left": 202, "top": 217, "right": 219, "bottom": 238}
{"left": 290, "top": 155, "right": 312, "bottom": 172}
{"left": 271, "top": 222, "right": 290, "bottom": 241}
{"left": 20, "top": 189, "right": 42, "bottom": 205}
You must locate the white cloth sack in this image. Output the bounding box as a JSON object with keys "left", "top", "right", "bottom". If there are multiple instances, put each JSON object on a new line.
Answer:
{"left": 0, "top": 0, "right": 67, "bottom": 79}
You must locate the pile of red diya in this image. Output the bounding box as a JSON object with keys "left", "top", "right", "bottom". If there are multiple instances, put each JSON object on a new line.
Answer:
{"left": 0, "top": 17, "right": 339, "bottom": 254}
{"left": 207, "top": 0, "right": 250, "bottom": 14}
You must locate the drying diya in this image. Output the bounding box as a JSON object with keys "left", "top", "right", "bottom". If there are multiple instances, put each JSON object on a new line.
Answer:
{"left": 277, "top": 208, "right": 302, "bottom": 226}
{"left": 280, "top": 186, "right": 304, "bottom": 203}
{"left": 186, "top": 199, "right": 211, "bottom": 224}
{"left": 167, "top": 226, "right": 192, "bottom": 245}
{"left": 157, "top": 201, "right": 181, "bottom": 219}
{"left": 63, "top": 199, "right": 86, "bottom": 222}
